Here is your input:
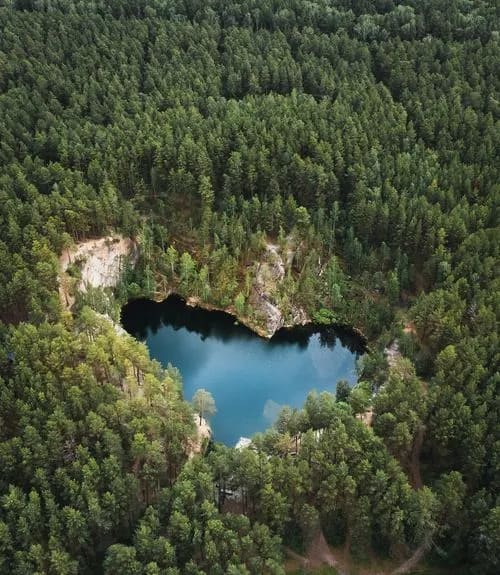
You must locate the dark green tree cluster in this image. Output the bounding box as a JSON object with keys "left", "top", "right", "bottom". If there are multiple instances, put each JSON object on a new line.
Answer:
{"left": 104, "top": 460, "right": 284, "bottom": 575}
{"left": 0, "top": 312, "right": 195, "bottom": 574}
{"left": 208, "top": 396, "right": 437, "bottom": 561}
{"left": 0, "top": 1, "right": 498, "bottom": 574}
{"left": 1, "top": 0, "right": 497, "bottom": 336}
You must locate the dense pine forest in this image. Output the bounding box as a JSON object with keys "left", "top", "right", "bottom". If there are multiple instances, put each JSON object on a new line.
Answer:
{"left": 0, "top": 1, "right": 498, "bottom": 574}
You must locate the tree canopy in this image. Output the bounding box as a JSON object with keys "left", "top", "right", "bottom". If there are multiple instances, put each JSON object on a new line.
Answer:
{"left": 0, "top": 0, "right": 498, "bottom": 573}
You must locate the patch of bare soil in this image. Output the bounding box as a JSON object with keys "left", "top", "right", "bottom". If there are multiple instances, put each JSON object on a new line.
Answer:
{"left": 390, "top": 537, "right": 432, "bottom": 575}
{"left": 307, "top": 530, "right": 346, "bottom": 573}
{"left": 403, "top": 322, "right": 416, "bottom": 335}
{"left": 357, "top": 407, "right": 374, "bottom": 427}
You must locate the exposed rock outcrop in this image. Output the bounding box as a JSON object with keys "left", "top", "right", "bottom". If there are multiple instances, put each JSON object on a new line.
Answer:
{"left": 60, "top": 235, "right": 309, "bottom": 339}
{"left": 249, "top": 241, "right": 309, "bottom": 337}
{"left": 188, "top": 415, "right": 211, "bottom": 459}
{"left": 59, "top": 235, "right": 137, "bottom": 308}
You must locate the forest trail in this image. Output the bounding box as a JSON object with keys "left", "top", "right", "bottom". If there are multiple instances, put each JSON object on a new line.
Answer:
{"left": 59, "top": 236, "right": 137, "bottom": 308}
{"left": 307, "top": 530, "right": 346, "bottom": 573}
{"left": 285, "top": 529, "right": 347, "bottom": 574}
{"left": 409, "top": 425, "right": 425, "bottom": 489}
{"left": 286, "top": 527, "right": 431, "bottom": 575}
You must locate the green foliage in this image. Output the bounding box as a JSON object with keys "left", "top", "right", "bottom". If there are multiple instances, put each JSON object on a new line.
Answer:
{"left": 0, "top": 313, "right": 195, "bottom": 574}
{"left": 313, "top": 308, "right": 337, "bottom": 326}
{"left": 335, "top": 380, "right": 351, "bottom": 404}
{"left": 373, "top": 359, "right": 428, "bottom": 461}
{"left": 192, "top": 389, "right": 217, "bottom": 425}
{"left": 0, "top": 1, "right": 498, "bottom": 573}
{"left": 349, "top": 381, "right": 372, "bottom": 415}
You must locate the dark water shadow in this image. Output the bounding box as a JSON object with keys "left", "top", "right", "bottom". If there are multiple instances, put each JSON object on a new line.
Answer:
{"left": 121, "top": 294, "right": 366, "bottom": 355}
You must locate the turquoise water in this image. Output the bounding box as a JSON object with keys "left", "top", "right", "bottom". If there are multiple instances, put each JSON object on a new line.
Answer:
{"left": 122, "top": 296, "right": 363, "bottom": 445}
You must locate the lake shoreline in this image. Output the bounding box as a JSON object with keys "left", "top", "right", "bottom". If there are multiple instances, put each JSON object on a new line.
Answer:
{"left": 126, "top": 292, "right": 368, "bottom": 353}
{"left": 122, "top": 294, "right": 364, "bottom": 445}
{"left": 57, "top": 235, "right": 369, "bottom": 350}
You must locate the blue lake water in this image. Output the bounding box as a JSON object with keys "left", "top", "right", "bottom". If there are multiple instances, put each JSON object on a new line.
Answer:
{"left": 121, "top": 296, "right": 364, "bottom": 446}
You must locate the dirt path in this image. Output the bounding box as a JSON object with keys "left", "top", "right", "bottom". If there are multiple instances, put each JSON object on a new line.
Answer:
{"left": 307, "top": 530, "right": 346, "bottom": 573}
{"left": 286, "top": 527, "right": 431, "bottom": 575}
{"left": 390, "top": 537, "right": 432, "bottom": 575}
{"left": 285, "top": 529, "right": 347, "bottom": 574}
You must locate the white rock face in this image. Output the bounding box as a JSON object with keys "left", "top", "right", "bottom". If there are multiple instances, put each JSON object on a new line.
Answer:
{"left": 250, "top": 241, "right": 309, "bottom": 337}
{"left": 59, "top": 235, "right": 137, "bottom": 307}
{"left": 235, "top": 437, "right": 252, "bottom": 450}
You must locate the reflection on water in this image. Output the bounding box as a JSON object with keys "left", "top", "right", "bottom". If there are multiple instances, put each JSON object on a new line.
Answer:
{"left": 122, "top": 295, "right": 365, "bottom": 445}
{"left": 263, "top": 399, "right": 285, "bottom": 423}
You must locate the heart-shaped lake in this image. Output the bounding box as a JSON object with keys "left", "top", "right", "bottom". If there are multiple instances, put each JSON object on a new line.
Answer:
{"left": 122, "top": 295, "right": 364, "bottom": 445}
